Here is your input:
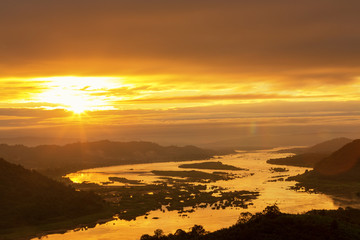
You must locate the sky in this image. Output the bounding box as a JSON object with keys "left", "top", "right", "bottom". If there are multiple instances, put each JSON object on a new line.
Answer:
{"left": 1, "top": 0, "right": 360, "bottom": 147}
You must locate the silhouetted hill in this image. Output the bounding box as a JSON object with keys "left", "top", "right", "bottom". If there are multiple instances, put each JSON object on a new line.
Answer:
{"left": 314, "top": 139, "right": 360, "bottom": 180}
{"left": 288, "top": 140, "right": 360, "bottom": 207}
{"left": 0, "top": 158, "right": 106, "bottom": 230}
{"left": 307, "top": 137, "right": 353, "bottom": 154}
{"left": 0, "top": 141, "right": 232, "bottom": 177}
{"left": 268, "top": 138, "right": 352, "bottom": 168}
{"left": 141, "top": 206, "right": 360, "bottom": 240}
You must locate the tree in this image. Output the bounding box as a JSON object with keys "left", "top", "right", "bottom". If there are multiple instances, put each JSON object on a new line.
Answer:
{"left": 262, "top": 204, "right": 281, "bottom": 217}
{"left": 154, "top": 229, "right": 164, "bottom": 238}
{"left": 190, "top": 225, "right": 206, "bottom": 236}
{"left": 174, "top": 229, "right": 186, "bottom": 237}
{"left": 140, "top": 234, "right": 152, "bottom": 240}
{"left": 237, "top": 212, "right": 253, "bottom": 224}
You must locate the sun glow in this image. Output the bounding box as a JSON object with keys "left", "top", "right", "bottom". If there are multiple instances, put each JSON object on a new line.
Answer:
{"left": 36, "top": 76, "right": 123, "bottom": 114}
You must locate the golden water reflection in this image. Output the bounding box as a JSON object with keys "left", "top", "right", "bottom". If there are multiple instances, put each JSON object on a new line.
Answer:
{"left": 39, "top": 148, "right": 338, "bottom": 240}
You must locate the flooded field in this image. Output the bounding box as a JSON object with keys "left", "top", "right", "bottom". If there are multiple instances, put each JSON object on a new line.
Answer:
{"left": 36, "top": 148, "right": 338, "bottom": 240}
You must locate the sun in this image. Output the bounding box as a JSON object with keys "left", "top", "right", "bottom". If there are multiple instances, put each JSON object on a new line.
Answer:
{"left": 70, "top": 105, "right": 87, "bottom": 114}
{"left": 36, "top": 76, "right": 120, "bottom": 114}
{"left": 62, "top": 95, "right": 91, "bottom": 114}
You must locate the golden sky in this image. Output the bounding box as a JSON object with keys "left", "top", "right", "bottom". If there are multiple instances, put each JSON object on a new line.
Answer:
{"left": 1, "top": 0, "right": 360, "bottom": 146}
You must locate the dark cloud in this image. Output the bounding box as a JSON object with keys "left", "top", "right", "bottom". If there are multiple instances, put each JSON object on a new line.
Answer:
{"left": 0, "top": 0, "right": 359, "bottom": 85}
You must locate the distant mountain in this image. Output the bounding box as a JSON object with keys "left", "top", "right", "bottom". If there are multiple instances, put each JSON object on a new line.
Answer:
{"left": 314, "top": 139, "right": 360, "bottom": 180}
{"left": 277, "top": 137, "right": 353, "bottom": 154}
{"left": 268, "top": 137, "right": 352, "bottom": 168}
{"left": 306, "top": 137, "right": 353, "bottom": 154}
{"left": 0, "top": 158, "right": 106, "bottom": 230}
{"left": 0, "top": 141, "right": 233, "bottom": 177}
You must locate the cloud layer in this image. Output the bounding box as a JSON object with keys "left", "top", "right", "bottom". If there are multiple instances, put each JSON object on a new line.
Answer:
{"left": 1, "top": 1, "right": 360, "bottom": 145}
{"left": 1, "top": 0, "right": 360, "bottom": 86}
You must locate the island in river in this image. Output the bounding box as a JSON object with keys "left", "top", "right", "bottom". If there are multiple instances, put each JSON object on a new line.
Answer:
{"left": 178, "top": 161, "right": 247, "bottom": 171}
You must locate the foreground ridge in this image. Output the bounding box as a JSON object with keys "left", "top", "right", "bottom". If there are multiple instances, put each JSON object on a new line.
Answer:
{"left": 141, "top": 205, "right": 360, "bottom": 240}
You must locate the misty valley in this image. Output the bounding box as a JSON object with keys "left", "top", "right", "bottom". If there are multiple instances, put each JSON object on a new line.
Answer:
{"left": 2, "top": 1, "right": 360, "bottom": 239}
{"left": 1, "top": 138, "right": 360, "bottom": 240}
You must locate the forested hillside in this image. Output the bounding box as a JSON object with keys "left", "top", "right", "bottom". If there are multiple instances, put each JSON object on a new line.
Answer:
{"left": 0, "top": 158, "right": 107, "bottom": 230}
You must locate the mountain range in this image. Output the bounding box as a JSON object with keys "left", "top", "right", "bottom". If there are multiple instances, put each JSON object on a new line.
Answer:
{"left": 0, "top": 141, "right": 232, "bottom": 177}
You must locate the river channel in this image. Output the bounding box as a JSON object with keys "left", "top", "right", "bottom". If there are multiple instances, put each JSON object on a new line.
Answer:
{"left": 35, "top": 148, "right": 338, "bottom": 240}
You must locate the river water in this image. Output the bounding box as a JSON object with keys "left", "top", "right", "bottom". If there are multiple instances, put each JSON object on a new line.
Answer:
{"left": 35, "top": 148, "right": 338, "bottom": 240}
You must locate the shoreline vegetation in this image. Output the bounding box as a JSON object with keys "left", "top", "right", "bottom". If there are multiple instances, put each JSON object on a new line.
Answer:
{"left": 140, "top": 205, "right": 360, "bottom": 240}
{"left": 269, "top": 139, "right": 360, "bottom": 208}
{"left": 289, "top": 171, "right": 360, "bottom": 207}
{"left": 75, "top": 169, "right": 259, "bottom": 221}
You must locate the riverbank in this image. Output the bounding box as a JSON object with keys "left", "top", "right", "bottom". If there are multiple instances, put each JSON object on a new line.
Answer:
{"left": 289, "top": 171, "right": 360, "bottom": 208}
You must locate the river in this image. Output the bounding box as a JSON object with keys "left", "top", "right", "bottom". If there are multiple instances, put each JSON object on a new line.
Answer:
{"left": 35, "top": 148, "right": 338, "bottom": 240}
